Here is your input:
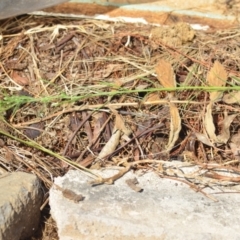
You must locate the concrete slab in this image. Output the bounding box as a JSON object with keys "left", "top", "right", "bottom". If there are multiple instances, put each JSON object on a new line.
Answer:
{"left": 50, "top": 169, "right": 240, "bottom": 240}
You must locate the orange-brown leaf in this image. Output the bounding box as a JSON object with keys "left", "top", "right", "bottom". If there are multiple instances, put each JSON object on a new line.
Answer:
{"left": 143, "top": 92, "right": 161, "bottom": 104}
{"left": 155, "top": 59, "right": 176, "bottom": 88}
{"left": 11, "top": 71, "right": 29, "bottom": 86}
{"left": 207, "top": 61, "right": 227, "bottom": 102}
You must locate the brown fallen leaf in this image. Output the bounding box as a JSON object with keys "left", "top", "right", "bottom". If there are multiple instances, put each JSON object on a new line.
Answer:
{"left": 155, "top": 60, "right": 180, "bottom": 151}
{"left": 207, "top": 61, "right": 227, "bottom": 102}
{"left": 11, "top": 71, "right": 29, "bottom": 86}
{"left": 194, "top": 132, "right": 214, "bottom": 147}
{"left": 125, "top": 177, "right": 143, "bottom": 192}
{"left": 92, "top": 64, "right": 122, "bottom": 79}
{"left": 69, "top": 113, "right": 81, "bottom": 132}
{"left": 229, "top": 132, "right": 240, "bottom": 160}
{"left": 143, "top": 92, "right": 162, "bottom": 104}
{"left": 166, "top": 102, "right": 181, "bottom": 151}
{"left": 204, "top": 103, "right": 217, "bottom": 142}
{"left": 204, "top": 105, "right": 237, "bottom": 145}
{"left": 115, "top": 112, "right": 132, "bottom": 137}
{"left": 92, "top": 112, "right": 105, "bottom": 147}
{"left": 217, "top": 112, "right": 238, "bottom": 145}
{"left": 24, "top": 122, "right": 44, "bottom": 139}
{"left": 204, "top": 61, "right": 228, "bottom": 144}
{"left": 155, "top": 59, "right": 176, "bottom": 89}
{"left": 223, "top": 91, "right": 240, "bottom": 104}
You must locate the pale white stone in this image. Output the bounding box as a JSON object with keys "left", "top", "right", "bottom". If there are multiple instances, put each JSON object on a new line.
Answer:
{"left": 50, "top": 169, "right": 240, "bottom": 240}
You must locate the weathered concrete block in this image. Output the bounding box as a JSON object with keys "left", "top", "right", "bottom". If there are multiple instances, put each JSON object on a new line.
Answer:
{"left": 0, "top": 172, "right": 43, "bottom": 240}
{"left": 50, "top": 169, "right": 240, "bottom": 240}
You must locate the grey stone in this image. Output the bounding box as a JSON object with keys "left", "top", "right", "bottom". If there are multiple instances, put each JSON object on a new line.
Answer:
{"left": 0, "top": 172, "right": 43, "bottom": 240}
{"left": 50, "top": 169, "right": 240, "bottom": 240}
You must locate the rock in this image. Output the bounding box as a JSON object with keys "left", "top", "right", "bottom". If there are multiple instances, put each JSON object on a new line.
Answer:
{"left": 0, "top": 172, "right": 43, "bottom": 240}
{"left": 50, "top": 169, "right": 240, "bottom": 240}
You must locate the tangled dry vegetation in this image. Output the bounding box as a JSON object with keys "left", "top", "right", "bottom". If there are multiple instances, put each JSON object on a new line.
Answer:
{"left": 1, "top": 15, "right": 240, "bottom": 201}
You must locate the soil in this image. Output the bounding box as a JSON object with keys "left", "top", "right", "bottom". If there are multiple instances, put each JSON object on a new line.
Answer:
{"left": 1, "top": 13, "right": 240, "bottom": 239}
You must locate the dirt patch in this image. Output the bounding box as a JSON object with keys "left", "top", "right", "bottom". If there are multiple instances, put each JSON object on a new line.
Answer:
{"left": 150, "top": 22, "right": 195, "bottom": 46}
{"left": 1, "top": 15, "right": 240, "bottom": 239}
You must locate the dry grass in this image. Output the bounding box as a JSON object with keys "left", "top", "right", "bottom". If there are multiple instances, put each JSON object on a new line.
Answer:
{"left": 1, "top": 15, "right": 240, "bottom": 239}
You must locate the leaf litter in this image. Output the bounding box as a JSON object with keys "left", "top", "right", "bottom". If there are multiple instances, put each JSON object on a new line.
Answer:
{"left": 1, "top": 16, "right": 240, "bottom": 216}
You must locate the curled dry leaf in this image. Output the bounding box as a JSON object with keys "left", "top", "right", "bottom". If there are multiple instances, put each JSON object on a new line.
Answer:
{"left": 207, "top": 61, "right": 227, "bottom": 102}
{"left": 216, "top": 112, "right": 238, "bottom": 145}
{"left": 166, "top": 102, "right": 181, "bottom": 151}
{"left": 115, "top": 113, "right": 132, "bottom": 137}
{"left": 97, "top": 127, "right": 121, "bottom": 160}
{"left": 155, "top": 59, "right": 176, "bottom": 89}
{"left": 204, "top": 106, "right": 237, "bottom": 145}
{"left": 204, "top": 103, "right": 217, "bottom": 142}
{"left": 110, "top": 106, "right": 132, "bottom": 137}
{"left": 97, "top": 110, "right": 132, "bottom": 160}
{"left": 204, "top": 61, "right": 228, "bottom": 144}
{"left": 155, "top": 60, "right": 181, "bottom": 151}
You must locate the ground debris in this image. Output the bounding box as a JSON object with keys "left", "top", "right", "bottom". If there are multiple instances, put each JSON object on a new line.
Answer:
{"left": 0, "top": 15, "right": 240, "bottom": 204}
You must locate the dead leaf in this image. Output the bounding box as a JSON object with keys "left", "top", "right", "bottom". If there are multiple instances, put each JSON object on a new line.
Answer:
{"left": 143, "top": 92, "right": 161, "bottom": 104}
{"left": 216, "top": 112, "right": 238, "bottom": 144}
{"left": 115, "top": 114, "right": 132, "bottom": 137}
{"left": 204, "top": 104, "right": 237, "bottom": 145}
{"left": 4, "top": 148, "right": 14, "bottom": 162}
{"left": 194, "top": 132, "right": 214, "bottom": 147}
{"left": 207, "top": 61, "right": 227, "bottom": 102}
{"left": 155, "top": 59, "right": 180, "bottom": 151}
{"left": 93, "top": 64, "right": 122, "bottom": 79}
{"left": 155, "top": 59, "right": 176, "bottom": 89}
{"left": 166, "top": 102, "right": 181, "bottom": 151}
{"left": 0, "top": 139, "right": 4, "bottom": 147}
{"left": 223, "top": 91, "right": 240, "bottom": 104}
{"left": 125, "top": 177, "right": 143, "bottom": 192}
{"left": 24, "top": 122, "right": 44, "bottom": 139}
{"left": 82, "top": 111, "right": 93, "bottom": 143}
{"left": 204, "top": 61, "right": 227, "bottom": 144}
{"left": 97, "top": 127, "right": 121, "bottom": 160}
{"left": 204, "top": 103, "right": 217, "bottom": 142}
{"left": 69, "top": 113, "right": 81, "bottom": 132}
{"left": 92, "top": 112, "right": 105, "bottom": 147}
{"left": 229, "top": 132, "right": 240, "bottom": 160}
{"left": 110, "top": 107, "right": 132, "bottom": 137}
{"left": 11, "top": 71, "right": 29, "bottom": 86}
